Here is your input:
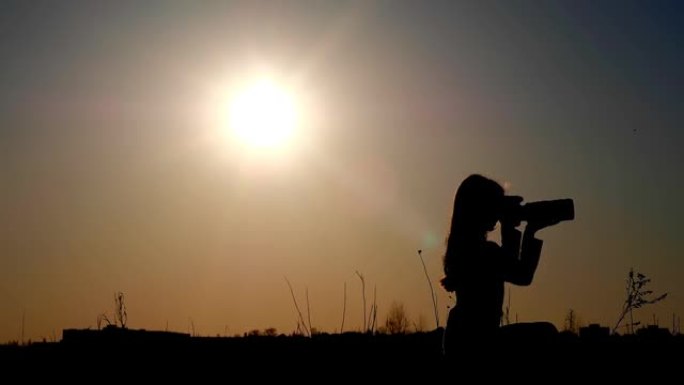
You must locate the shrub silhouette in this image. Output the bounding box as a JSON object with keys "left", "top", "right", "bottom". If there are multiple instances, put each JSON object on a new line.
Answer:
{"left": 385, "top": 301, "right": 410, "bottom": 334}
{"left": 613, "top": 268, "right": 667, "bottom": 334}
{"left": 97, "top": 291, "right": 128, "bottom": 329}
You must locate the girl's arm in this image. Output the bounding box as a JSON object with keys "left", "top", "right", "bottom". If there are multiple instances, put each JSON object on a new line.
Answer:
{"left": 502, "top": 223, "right": 543, "bottom": 286}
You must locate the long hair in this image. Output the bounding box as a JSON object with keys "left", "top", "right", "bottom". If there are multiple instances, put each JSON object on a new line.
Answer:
{"left": 443, "top": 174, "right": 504, "bottom": 278}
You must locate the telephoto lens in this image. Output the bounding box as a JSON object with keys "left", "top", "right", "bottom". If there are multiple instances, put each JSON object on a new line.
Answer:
{"left": 523, "top": 199, "right": 574, "bottom": 224}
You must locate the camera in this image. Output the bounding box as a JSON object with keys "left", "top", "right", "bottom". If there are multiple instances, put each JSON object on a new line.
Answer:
{"left": 502, "top": 196, "right": 574, "bottom": 227}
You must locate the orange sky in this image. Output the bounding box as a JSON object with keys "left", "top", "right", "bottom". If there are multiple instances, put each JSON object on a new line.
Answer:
{"left": 1, "top": 1, "right": 683, "bottom": 342}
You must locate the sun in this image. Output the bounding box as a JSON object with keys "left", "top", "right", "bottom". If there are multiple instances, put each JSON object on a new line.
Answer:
{"left": 228, "top": 79, "right": 297, "bottom": 150}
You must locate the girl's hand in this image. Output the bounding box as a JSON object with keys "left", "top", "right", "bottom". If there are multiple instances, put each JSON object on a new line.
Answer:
{"left": 501, "top": 195, "right": 523, "bottom": 227}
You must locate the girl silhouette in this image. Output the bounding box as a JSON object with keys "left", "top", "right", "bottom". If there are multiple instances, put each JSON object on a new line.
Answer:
{"left": 441, "top": 174, "right": 556, "bottom": 355}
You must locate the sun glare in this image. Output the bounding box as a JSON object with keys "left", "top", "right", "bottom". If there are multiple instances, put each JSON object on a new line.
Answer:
{"left": 228, "top": 79, "right": 297, "bottom": 150}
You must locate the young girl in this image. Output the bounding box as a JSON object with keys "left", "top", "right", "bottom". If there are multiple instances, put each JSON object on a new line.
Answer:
{"left": 441, "top": 174, "right": 555, "bottom": 355}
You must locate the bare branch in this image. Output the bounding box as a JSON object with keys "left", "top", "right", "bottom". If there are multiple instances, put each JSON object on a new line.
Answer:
{"left": 340, "top": 282, "right": 347, "bottom": 333}
{"left": 285, "top": 277, "right": 310, "bottom": 337}
{"left": 417, "top": 250, "right": 440, "bottom": 329}
{"left": 355, "top": 271, "right": 367, "bottom": 332}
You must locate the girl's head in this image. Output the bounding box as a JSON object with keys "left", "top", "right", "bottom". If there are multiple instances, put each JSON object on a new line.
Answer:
{"left": 443, "top": 174, "right": 505, "bottom": 282}
{"left": 448, "top": 174, "right": 504, "bottom": 242}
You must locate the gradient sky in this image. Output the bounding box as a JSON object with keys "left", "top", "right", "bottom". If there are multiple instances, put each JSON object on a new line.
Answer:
{"left": 1, "top": 0, "right": 683, "bottom": 342}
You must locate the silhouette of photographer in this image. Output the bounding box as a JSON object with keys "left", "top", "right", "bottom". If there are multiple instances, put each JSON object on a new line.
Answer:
{"left": 441, "top": 174, "right": 567, "bottom": 356}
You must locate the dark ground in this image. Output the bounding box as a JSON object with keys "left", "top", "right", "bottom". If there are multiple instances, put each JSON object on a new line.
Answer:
{"left": 1, "top": 327, "right": 682, "bottom": 378}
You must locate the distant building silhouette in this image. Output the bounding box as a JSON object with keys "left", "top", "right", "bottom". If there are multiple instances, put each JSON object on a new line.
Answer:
{"left": 579, "top": 323, "right": 610, "bottom": 339}
{"left": 636, "top": 325, "right": 671, "bottom": 339}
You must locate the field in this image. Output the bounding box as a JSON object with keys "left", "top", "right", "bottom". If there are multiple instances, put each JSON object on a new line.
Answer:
{"left": 2, "top": 326, "right": 681, "bottom": 377}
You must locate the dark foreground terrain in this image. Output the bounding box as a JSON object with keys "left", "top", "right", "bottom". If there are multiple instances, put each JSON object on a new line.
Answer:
{"left": 2, "top": 326, "right": 682, "bottom": 378}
